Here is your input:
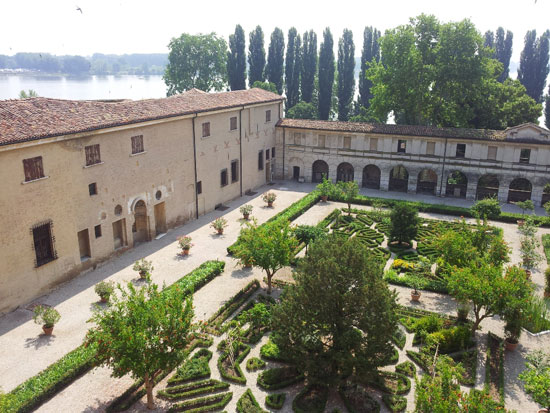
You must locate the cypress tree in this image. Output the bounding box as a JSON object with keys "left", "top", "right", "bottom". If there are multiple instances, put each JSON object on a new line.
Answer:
{"left": 545, "top": 86, "right": 550, "bottom": 129}
{"left": 248, "top": 26, "right": 266, "bottom": 87}
{"left": 518, "top": 30, "right": 550, "bottom": 103}
{"left": 301, "top": 30, "right": 318, "bottom": 103}
{"left": 318, "top": 28, "right": 335, "bottom": 120}
{"left": 495, "top": 27, "right": 513, "bottom": 82}
{"left": 227, "top": 25, "right": 246, "bottom": 90}
{"left": 337, "top": 29, "right": 355, "bottom": 121}
{"left": 266, "top": 27, "right": 285, "bottom": 95}
{"left": 484, "top": 30, "right": 495, "bottom": 52}
{"left": 358, "top": 26, "right": 380, "bottom": 109}
{"left": 285, "top": 28, "right": 301, "bottom": 109}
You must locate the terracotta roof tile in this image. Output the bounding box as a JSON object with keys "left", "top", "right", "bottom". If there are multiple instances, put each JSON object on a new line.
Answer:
{"left": 0, "top": 88, "right": 282, "bottom": 146}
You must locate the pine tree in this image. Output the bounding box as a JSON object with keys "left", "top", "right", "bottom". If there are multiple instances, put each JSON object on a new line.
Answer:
{"left": 337, "top": 29, "right": 355, "bottom": 121}
{"left": 266, "top": 27, "right": 285, "bottom": 94}
{"left": 318, "top": 28, "right": 335, "bottom": 120}
{"left": 285, "top": 28, "right": 301, "bottom": 109}
{"left": 301, "top": 30, "right": 318, "bottom": 103}
{"left": 227, "top": 25, "right": 246, "bottom": 90}
{"left": 518, "top": 30, "right": 550, "bottom": 103}
{"left": 358, "top": 26, "right": 381, "bottom": 109}
{"left": 248, "top": 26, "right": 266, "bottom": 87}
{"left": 495, "top": 27, "right": 513, "bottom": 82}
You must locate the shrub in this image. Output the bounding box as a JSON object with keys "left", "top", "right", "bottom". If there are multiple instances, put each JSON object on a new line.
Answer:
{"left": 546, "top": 267, "right": 550, "bottom": 296}
{"left": 392, "top": 328, "right": 406, "bottom": 350}
{"left": 265, "top": 393, "right": 286, "bottom": 410}
{"left": 367, "top": 371, "right": 411, "bottom": 395}
{"left": 259, "top": 338, "right": 288, "bottom": 361}
{"left": 172, "top": 349, "right": 212, "bottom": 383}
{"left": 262, "top": 192, "right": 277, "bottom": 204}
{"left": 246, "top": 357, "right": 266, "bottom": 372}
{"left": 382, "top": 394, "right": 407, "bottom": 412}
{"left": 237, "top": 389, "right": 266, "bottom": 413}
{"left": 395, "top": 361, "right": 416, "bottom": 377}
{"left": 217, "top": 341, "right": 250, "bottom": 384}
{"left": 522, "top": 296, "right": 550, "bottom": 334}
{"left": 426, "top": 325, "right": 472, "bottom": 354}
{"left": 339, "top": 383, "right": 380, "bottom": 413}
{"left": 470, "top": 198, "right": 501, "bottom": 219}
{"left": 413, "top": 314, "right": 444, "bottom": 341}
{"left": 210, "top": 217, "right": 228, "bottom": 232}
{"left": 167, "top": 391, "right": 233, "bottom": 413}
{"left": 240, "top": 204, "right": 253, "bottom": 216}
{"left": 32, "top": 305, "right": 61, "bottom": 328}
{"left": 257, "top": 367, "right": 304, "bottom": 390}
{"left": 177, "top": 235, "right": 193, "bottom": 251}
{"left": 132, "top": 258, "right": 153, "bottom": 278}
{"left": 316, "top": 176, "right": 335, "bottom": 197}
{"left": 94, "top": 281, "right": 114, "bottom": 300}
{"left": 157, "top": 379, "right": 229, "bottom": 400}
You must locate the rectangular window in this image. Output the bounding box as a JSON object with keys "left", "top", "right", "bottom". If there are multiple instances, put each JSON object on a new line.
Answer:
{"left": 202, "top": 122, "right": 210, "bottom": 138}
{"left": 265, "top": 110, "right": 271, "bottom": 122}
{"left": 88, "top": 182, "right": 97, "bottom": 196}
{"left": 397, "top": 139, "right": 407, "bottom": 153}
{"left": 231, "top": 160, "right": 239, "bottom": 183}
{"left": 318, "top": 134, "right": 326, "bottom": 148}
{"left": 85, "top": 144, "right": 101, "bottom": 166}
{"left": 426, "top": 142, "right": 435, "bottom": 155}
{"left": 520, "top": 148, "right": 531, "bottom": 164}
{"left": 272, "top": 147, "right": 275, "bottom": 158}
{"left": 23, "top": 156, "right": 45, "bottom": 182}
{"left": 94, "top": 225, "right": 102, "bottom": 238}
{"left": 230, "top": 116, "right": 238, "bottom": 131}
{"left": 220, "top": 169, "right": 228, "bottom": 187}
{"left": 369, "top": 138, "right": 378, "bottom": 151}
{"left": 456, "top": 143, "right": 466, "bottom": 158}
{"left": 487, "top": 146, "right": 497, "bottom": 160}
{"left": 32, "top": 221, "right": 56, "bottom": 267}
{"left": 343, "top": 136, "right": 351, "bottom": 149}
{"left": 131, "top": 135, "right": 144, "bottom": 154}
{"left": 266, "top": 150, "right": 270, "bottom": 160}
{"left": 258, "top": 150, "right": 264, "bottom": 170}
{"left": 196, "top": 181, "right": 202, "bottom": 195}
{"left": 293, "top": 132, "right": 302, "bottom": 145}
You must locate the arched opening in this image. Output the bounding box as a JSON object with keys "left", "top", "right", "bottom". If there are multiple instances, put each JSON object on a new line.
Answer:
{"left": 508, "top": 178, "right": 532, "bottom": 203}
{"left": 337, "top": 162, "right": 354, "bottom": 182}
{"left": 416, "top": 169, "right": 438, "bottom": 195}
{"left": 389, "top": 165, "right": 409, "bottom": 192}
{"left": 133, "top": 200, "right": 149, "bottom": 244}
{"left": 362, "top": 165, "right": 381, "bottom": 189}
{"left": 542, "top": 184, "right": 550, "bottom": 207}
{"left": 476, "top": 174, "right": 499, "bottom": 200}
{"left": 312, "top": 160, "right": 329, "bottom": 183}
{"left": 446, "top": 171, "right": 468, "bottom": 198}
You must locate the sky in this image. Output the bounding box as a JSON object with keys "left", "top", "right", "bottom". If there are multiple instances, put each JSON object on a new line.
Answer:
{"left": 1, "top": 0, "right": 549, "bottom": 62}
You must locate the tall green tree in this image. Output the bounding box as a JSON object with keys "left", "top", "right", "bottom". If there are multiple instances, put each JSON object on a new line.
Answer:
{"left": 358, "top": 26, "right": 380, "bottom": 109}
{"left": 337, "top": 29, "right": 355, "bottom": 121}
{"left": 390, "top": 203, "right": 419, "bottom": 245}
{"left": 518, "top": 29, "right": 550, "bottom": 103}
{"left": 286, "top": 101, "right": 318, "bottom": 119}
{"left": 318, "top": 28, "right": 335, "bottom": 120}
{"left": 164, "top": 33, "right": 227, "bottom": 95}
{"left": 86, "top": 282, "right": 194, "bottom": 409}
{"left": 271, "top": 235, "right": 398, "bottom": 385}
{"left": 251, "top": 80, "right": 277, "bottom": 93}
{"left": 301, "top": 30, "right": 318, "bottom": 103}
{"left": 495, "top": 27, "right": 513, "bottom": 82}
{"left": 545, "top": 85, "right": 550, "bottom": 129}
{"left": 285, "top": 28, "right": 301, "bottom": 108}
{"left": 227, "top": 25, "right": 246, "bottom": 91}
{"left": 266, "top": 27, "right": 285, "bottom": 94}
{"left": 248, "top": 26, "right": 266, "bottom": 87}
{"left": 483, "top": 30, "right": 494, "bottom": 50}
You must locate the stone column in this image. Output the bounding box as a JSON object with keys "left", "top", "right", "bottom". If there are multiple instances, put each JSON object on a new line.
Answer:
{"left": 379, "top": 167, "right": 390, "bottom": 191}
{"left": 436, "top": 173, "right": 446, "bottom": 197}
{"left": 497, "top": 176, "right": 510, "bottom": 203}
{"left": 407, "top": 174, "right": 418, "bottom": 194}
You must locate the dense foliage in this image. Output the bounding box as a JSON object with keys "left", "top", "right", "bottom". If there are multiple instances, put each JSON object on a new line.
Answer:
{"left": 337, "top": 29, "right": 355, "bottom": 121}
{"left": 301, "top": 30, "right": 318, "bottom": 103}
{"left": 285, "top": 28, "right": 301, "bottom": 109}
{"left": 390, "top": 203, "right": 419, "bottom": 245}
{"left": 519, "top": 350, "right": 550, "bottom": 412}
{"left": 266, "top": 28, "right": 285, "bottom": 94}
{"left": 518, "top": 29, "right": 550, "bottom": 103}
{"left": 248, "top": 26, "right": 266, "bottom": 87}
{"left": 227, "top": 25, "right": 247, "bottom": 91}
{"left": 358, "top": 26, "right": 381, "bottom": 110}
{"left": 318, "top": 28, "right": 335, "bottom": 120}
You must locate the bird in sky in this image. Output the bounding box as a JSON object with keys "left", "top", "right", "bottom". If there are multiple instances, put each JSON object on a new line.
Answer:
{"left": 76, "top": 6, "right": 83, "bottom": 13}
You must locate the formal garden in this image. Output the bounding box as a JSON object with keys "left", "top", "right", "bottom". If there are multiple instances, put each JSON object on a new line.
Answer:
{"left": 1, "top": 179, "right": 550, "bottom": 412}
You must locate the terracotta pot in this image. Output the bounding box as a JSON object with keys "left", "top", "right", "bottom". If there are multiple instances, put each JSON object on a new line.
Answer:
{"left": 321, "top": 195, "right": 328, "bottom": 202}
{"left": 268, "top": 201, "right": 273, "bottom": 207}
{"left": 139, "top": 271, "right": 147, "bottom": 279}
{"left": 43, "top": 325, "right": 54, "bottom": 335}
{"left": 537, "top": 409, "right": 548, "bottom": 413}
{"left": 411, "top": 291, "right": 421, "bottom": 302}
{"left": 217, "top": 228, "right": 224, "bottom": 235}
{"left": 100, "top": 295, "right": 109, "bottom": 303}
{"left": 505, "top": 339, "right": 518, "bottom": 351}
{"left": 544, "top": 290, "right": 550, "bottom": 298}
{"left": 182, "top": 248, "right": 190, "bottom": 256}
{"left": 243, "top": 213, "right": 249, "bottom": 220}
{"left": 517, "top": 219, "right": 525, "bottom": 227}
{"left": 244, "top": 263, "right": 252, "bottom": 269}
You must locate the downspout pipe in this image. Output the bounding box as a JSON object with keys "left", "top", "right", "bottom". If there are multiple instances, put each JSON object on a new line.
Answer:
{"left": 192, "top": 114, "right": 199, "bottom": 219}
{"left": 439, "top": 137, "right": 448, "bottom": 197}
{"left": 282, "top": 127, "right": 286, "bottom": 181}
{"left": 239, "top": 106, "right": 244, "bottom": 197}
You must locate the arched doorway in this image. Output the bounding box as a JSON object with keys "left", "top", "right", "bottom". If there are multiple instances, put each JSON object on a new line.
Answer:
{"left": 312, "top": 160, "right": 329, "bottom": 183}
{"left": 389, "top": 166, "right": 409, "bottom": 192}
{"left": 542, "top": 184, "right": 550, "bottom": 207}
{"left": 416, "top": 169, "right": 438, "bottom": 195}
{"left": 446, "top": 171, "right": 468, "bottom": 198}
{"left": 133, "top": 200, "right": 149, "bottom": 244}
{"left": 476, "top": 175, "right": 499, "bottom": 200}
{"left": 508, "top": 178, "right": 532, "bottom": 203}
{"left": 362, "top": 165, "right": 381, "bottom": 189}
{"left": 337, "top": 162, "right": 354, "bottom": 182}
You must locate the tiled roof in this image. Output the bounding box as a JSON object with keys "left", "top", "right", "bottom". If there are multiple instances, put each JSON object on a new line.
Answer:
{"left": 0, "top": 88, "right": 282, "bottom": 146}
{"left": 276, "top": 118, "right": 507, "bottom": 141}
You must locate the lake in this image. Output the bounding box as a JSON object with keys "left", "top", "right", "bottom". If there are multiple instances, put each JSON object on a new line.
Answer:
{"left": 0, "top": 74, "right": 168, "bottom": 101}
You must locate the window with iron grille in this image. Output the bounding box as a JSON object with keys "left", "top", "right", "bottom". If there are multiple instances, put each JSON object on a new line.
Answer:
{"left": 23, "top": 156, "right": 45, "bottom": 182}
{"left": 131, "top": 135, "right": 144, "bottom": 154}
{"left": 231, "top": 160, "right": 239, "bottom": 183}
{"left": 95, "top": 225, "right": 102, "bottom": 238}
{"left": 221, "top": 169, "right": 228, "bottom": 187}
{"left": 266, "top": 150, "right": 270, "bottom": 160}
{"left": 520, "top": 148, "right": 531, "bottom": 164}
{"left": 85, "top": 144, "right": 101, "bottom": 166}
{"left": 265, "top": 110, "right": 271, "bottom": 122}
{"left": 258, "top": 150, "right": 264, "bottom": 170}
{"left": 397, "top": 140, "right": 407, "bottom": 153}
{"left": 456, "top": 143, "right": 466, "bottom": 158}
{"left": 32, "top": 221, "right": 56, "bottom": 267}
{"left": 202, "top": 122, "right": 210, "bottom": 138}
{"left": 230, "top": 116, "right": 238, "bottom": 131}
{"left": 89, "top": 182, "right": 97, "bottom": 196}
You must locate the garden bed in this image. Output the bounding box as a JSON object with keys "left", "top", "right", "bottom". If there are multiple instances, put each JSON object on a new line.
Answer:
{"left": 257, "top": 366, "right": 304, "bottom": 390}
{"left": 167, "top": 391, "right": 232, "bottom": 413}
{"left": 382, "top": 394, "right": 407, "bottom": 413}
{"left": 217, "top": 342, "right": 250, "bottom": 384}
{"left": 157, "top": 379, "right": 229, "bottom": 401}
{"left": 236, "top": 389, "right": 267, "bottom": 413}
{"left": 485, "top": 332, "right": 505, "bottom": 405}
{"left": 292, "top": 384, "right": 328, "bottom": 413}
{"left": 339, "top": 383, "right": 380, "bottom": 413}
{"left": 265, "top": 393, "right": 286, "bottom": 410}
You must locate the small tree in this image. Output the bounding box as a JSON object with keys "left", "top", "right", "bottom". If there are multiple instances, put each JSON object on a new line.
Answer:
{"left": 336, "top": 180, "right": 359, "bottom": 215}
{"left": 86, "top": 282, "right": 194, "bottom": 409}
{"left": 316, "top": 176, "right": 334, "bottom": 199}
{"left": 294, "top": 225, "right": 326, "bottom": 254}
{"left": 516, "top": 199, "right": 535, "bottom": 216}
{"left": 520, "top": 235, "right": 543, "bottom": 271}
{"left": 519, "top": 350, "right": 550, "bottom": 412}
{"left": 470, "top": 197, "right": 501, "bottom": 220}
{"left": 390, "top": 203, "right": 419, "bottom": 245}
{"left": 234, "top": 219, "right": 298, "bottom": 294}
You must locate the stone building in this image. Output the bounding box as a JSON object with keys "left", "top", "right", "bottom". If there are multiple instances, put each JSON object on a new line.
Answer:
{"left": 275, "top": 119, "right": 550, "bottom": 206}
{"left": 0, "top": 88, "right": 282, "bottom": 313}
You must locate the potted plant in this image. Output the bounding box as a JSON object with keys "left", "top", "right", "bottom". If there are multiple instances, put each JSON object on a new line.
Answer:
{"left": 262, "top": 192, "right": 277, "bottom": 207}
{"left": 33, "top": 305, "right": 61, "bottom": 335}
{"left": 210, "top": 217, "right": 228, "bottom": 235}
{"left": 94, "top": 281, "right": 114, "bottom": 303}
{"left": 515, "top": 199, "right": 535, "bottom": 226}
{"left": 520, "top": 236, "right": 542, "bottom": 277}
{"left": 133, "top": 258, "right": 153, "bottom": 279}
{"left": 177, "top": 235, "right": 193, "bottom": 255}
{"left": 316, "top": 176, "right": 334, "bottom": 202}
{"left": 545, "top": 267, "right": 550, "bottom": 298}
{"left": 239, "top": 204, "right": 253, "bottom": 220}
{"left": 503, "top": 309, "right": 522, "bottom": 351}
{"left": 410, "top": 276, "right": 422, "bottom": 302}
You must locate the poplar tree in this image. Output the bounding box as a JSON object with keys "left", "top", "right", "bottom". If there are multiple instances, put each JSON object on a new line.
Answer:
{"left": 301, "top": 30, "right": 318, "bottom": 103}
{"left": 518, "top": 30, "right": 550, "bottom": 103}
{"left": 337, "top": 29, "right": 355, "bottom": 121}
{"left": 358, "top": 26, "right": 380, "bottom": 109}
{"left": 318, "top": 28, "right": 335, "bottom": 120}
{"left": 484, "top": 30, "right": 495, "bottom": 51}
{"left": 545, "top": 86, "right": 550, "bottom": 129}
{"left": 248, "top": 26, "right": 266, "bottom": 87}
{"left": 495, "top": 27, "right": 513, "bottom": 82}
{"left": 285, "top": 28, "right": 301, "bottom": 109}
{"left": 227, "top": 24, "right": 246, "bottom": 90}
{"left": 266, "top": 27, "right": 285, "bottom": 94}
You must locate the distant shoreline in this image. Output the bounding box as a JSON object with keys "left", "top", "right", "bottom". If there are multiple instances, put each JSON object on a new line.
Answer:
{"left": 0, "top": 70, "right": 163, "bottom": 78}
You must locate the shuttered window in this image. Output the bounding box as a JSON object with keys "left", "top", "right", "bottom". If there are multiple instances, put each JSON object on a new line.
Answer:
{"left": 131, "top": 135, "right": 144, "bottom": 154}
{"left": 23, "top": 156, "right": 45, "bottom": 181}
{"left": 85, "top": 144, "right": 101, "bottom": 166}
{"left": 32, "top": 221, "right": 56, "bottom": 267}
